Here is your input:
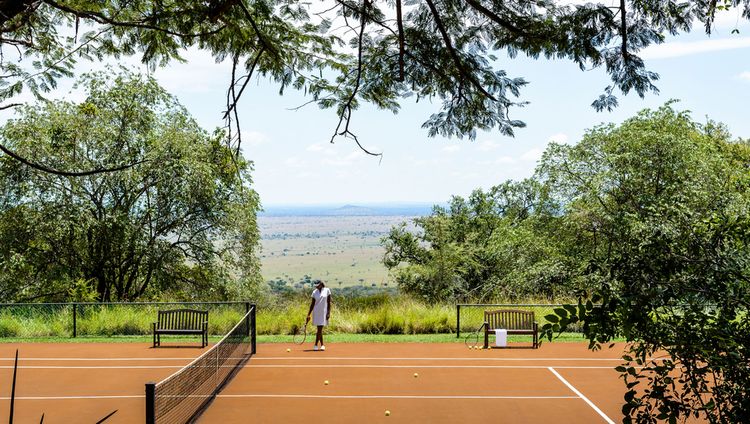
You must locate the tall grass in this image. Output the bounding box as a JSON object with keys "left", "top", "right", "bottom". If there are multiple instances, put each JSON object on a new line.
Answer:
{"left": 257, "top": 293, "right": 454, "bottom": 335}
{"left": 0, "top": 294, "right": 572, "bottom": 338}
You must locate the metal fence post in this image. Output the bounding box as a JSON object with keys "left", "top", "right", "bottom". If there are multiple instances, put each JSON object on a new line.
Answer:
{"left": 245, "top": 301, "right": 250, "bottom": 333}
{"left": 250, "top": 304, "right": 256, "bottom": 355}
{"left": 145, "top": 382, "right": 155, "bottom": 424}
{"left": 72, "top": 303, "right": 77, "bottom": 338}
{"left": 456, "top": 304, "right": 460, "bottom": 338}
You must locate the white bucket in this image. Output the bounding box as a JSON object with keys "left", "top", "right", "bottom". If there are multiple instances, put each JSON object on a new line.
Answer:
{"left": 494, "top": 329, "right": 507, "bottom": 347}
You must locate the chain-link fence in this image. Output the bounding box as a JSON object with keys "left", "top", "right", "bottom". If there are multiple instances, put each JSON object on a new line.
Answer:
{"left": 456, "top": 303, "right": 583, "bottom": 338}
{"left": 0, "top": 301, "right": 251, "bottom": 338}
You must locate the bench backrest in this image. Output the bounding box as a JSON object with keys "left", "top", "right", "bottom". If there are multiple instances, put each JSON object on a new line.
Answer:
{"left": 484, "top": 309, "right": 535, "bottom": 330}
{"left": 157, "top": 309, "right": 208, "bottom": 330}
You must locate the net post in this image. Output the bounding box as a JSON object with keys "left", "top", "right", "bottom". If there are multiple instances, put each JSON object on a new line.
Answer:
{"left": 145, "top": 382, "right": 155, "bottom": 424}
{"left": 250, "top": 304, "right": 256, "bottom": 354}
{"left": 72, "top": 303, "right": 77, "bottom": 338}
{"left": 456, "top": 304, "right": 460, "bottom": 338}
{"left": 244, "top": 301, "right": 250, "bottom": 337}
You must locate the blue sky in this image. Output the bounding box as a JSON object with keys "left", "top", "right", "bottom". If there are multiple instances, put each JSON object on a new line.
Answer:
{"left": 7, "top": 11, "right": 750, "bottom": 207}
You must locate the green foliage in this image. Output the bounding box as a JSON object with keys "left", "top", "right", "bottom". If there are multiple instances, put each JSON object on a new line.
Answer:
{"left": 0, "top": 0, "right": 747, "bottom": 148}
{"left": 385, "top": 102, "right": 750, "bottom": 421}
{"left": 0, "top": 69, "right": 261, "bottom": 302}
{"left": 256, "top": 293, "right": 455, "bottom": 335}
{"left": 75, "top": 305, "right": 245, "bottom": 336}
{"left": 537, "top": 104, "right": 750, "bottom": 423}
{"left": 383, "top": 179, "right": 577, "bottom": 302}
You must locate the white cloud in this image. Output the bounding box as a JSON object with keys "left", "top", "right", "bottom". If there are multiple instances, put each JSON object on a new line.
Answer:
{"left": 477, "top": 140, "right": 501, "bottom": 151}
{"left": 641, "top": 37, "right": 750, "bottom": 59}
{"left": 321, "top": 150, "right": 365, "bottom": 167}
{"left": 449, "top": 171, "right": 480, "bottom": 180}
{"left": 442, "top": 145, "right": 461, "bottom": 153}
{"left": 244, "top": 131, "right": 269, "bottom": 147}
{"left": 712, "top": 11, "right": 750, "bottom": 31}
{"left": 520, "top": 148, "right": 544, "bottom": 162}
{"left": 284, "top": 157, "right": 306, "bottom": 168}
{"left": 738, "top": 71, "right": 750, "bottom": 81}
{"left": 152, "top": 49, "right": 228, "bottom": 94}
{"left": 306, "top": 143, "right": 326, "bottom": 152}
{"left": 547, "top": 133, "right": 570, "bottom": 145}
{"left": 495, "top": 156, "right": 516, "bottom": 164}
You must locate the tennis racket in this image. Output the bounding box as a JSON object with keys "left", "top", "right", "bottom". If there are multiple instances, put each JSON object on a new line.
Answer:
{"left": 464, "top": 323, "right": 485, "bottom": 348}
{"left": 293, "top": 319, "right": 309, "bottom": 345}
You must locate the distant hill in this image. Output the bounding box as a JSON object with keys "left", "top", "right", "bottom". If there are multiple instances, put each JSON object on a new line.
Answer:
{"left": 330, "top": 205, "right": 376, "bottom": 215}
{"left": 260, "top": 203, "right": 437, "bottom": 217}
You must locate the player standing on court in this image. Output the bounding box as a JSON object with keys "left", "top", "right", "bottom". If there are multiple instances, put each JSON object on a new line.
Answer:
{"left": 307, "top": 280, "right": 331, "bottom": 351}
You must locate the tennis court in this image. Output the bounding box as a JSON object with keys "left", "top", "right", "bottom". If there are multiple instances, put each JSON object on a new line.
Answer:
{"left": 1, "top": 337, "right": 637, "bottom": 423}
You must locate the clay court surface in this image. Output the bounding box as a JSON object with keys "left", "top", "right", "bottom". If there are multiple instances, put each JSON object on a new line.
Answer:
{"left": 0, "top": 341, "right": 637, "bottom": 423}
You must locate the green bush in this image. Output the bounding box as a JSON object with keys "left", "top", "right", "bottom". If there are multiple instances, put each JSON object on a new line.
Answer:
{"left": 78, "top": 306, "right": 152, "bottom": 336}
{"left": 0, "top": 315, "right": 22, "bottom": 337}
{"left": 0, "top": 295, "right": 472, "bottom": 338}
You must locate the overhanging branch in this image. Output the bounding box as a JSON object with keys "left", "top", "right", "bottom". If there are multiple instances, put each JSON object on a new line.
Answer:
{"left": 0, "top": 142, "right": 147, "bottom": 177}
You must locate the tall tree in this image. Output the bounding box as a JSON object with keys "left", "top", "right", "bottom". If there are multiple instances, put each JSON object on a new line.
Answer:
{"left": 0, "top": 0, "right": 747, "bottom": 169}
{"left": 383, "top": 179, "right": 574, "bottom": 302}
{"left": 538, "top": 104, "right": 750, "bottom": 423}
{"left": 385, "top": 103, "right": 750, "bottom": 421}
{"left": 0, "top": 69, "right": 261, "bottom": 301}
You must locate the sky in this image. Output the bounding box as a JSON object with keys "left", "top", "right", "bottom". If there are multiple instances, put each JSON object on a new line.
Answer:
{"left": 5, "top": 9, "right": 750, "bottom": 207}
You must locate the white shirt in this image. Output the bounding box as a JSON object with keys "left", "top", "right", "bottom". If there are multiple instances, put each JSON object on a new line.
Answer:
{"left": 311, "top": 287, "right": 331, "bottom": 326}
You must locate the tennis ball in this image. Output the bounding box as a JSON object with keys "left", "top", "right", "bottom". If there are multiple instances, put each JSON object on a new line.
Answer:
{"left": 413, "top": 373, "right": 419, "bottom": 378}
{"left": 324, "top": 380, "right": 329, "bottom": 385}
{"left": 385, "top": 410, "right": 391, "bottom": 416}
{"left": 286, "top": 348, "right": 291, "bottom": 352}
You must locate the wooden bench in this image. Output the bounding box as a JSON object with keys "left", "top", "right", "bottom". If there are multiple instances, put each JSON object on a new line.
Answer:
{"left": 483, "top": 309, "right": 538, "bottom": 349}
{"left": 152, "top": 309, "right": 209, "bottom": 348}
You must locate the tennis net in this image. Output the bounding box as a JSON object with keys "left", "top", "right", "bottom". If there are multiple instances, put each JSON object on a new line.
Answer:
{"left": 145, "top": 306, "right": 256, "bottom": 424}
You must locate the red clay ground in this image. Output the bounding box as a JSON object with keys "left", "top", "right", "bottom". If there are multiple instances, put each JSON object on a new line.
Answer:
{"left": 0, "top": 341, "right": 663, "bottom": 423}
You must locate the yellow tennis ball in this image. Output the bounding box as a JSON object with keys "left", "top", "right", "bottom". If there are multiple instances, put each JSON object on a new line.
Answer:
{"left": 324, "top": 380, "right": 329, "bottom": 385}
{"left": 413, "top": 373, "right": 419, "bottom": 378}
{"left": 385, "top": 410, "right": 391, "bottom": 416}
{"left": 286, "top": 348, "right": 291, "bottom": 352}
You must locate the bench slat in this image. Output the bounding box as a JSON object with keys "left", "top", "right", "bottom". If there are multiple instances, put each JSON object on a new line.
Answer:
{"left": 153, "top": 309, "right": 209, "bottom": 348}
{"left": 483, "top": 309, "right": 538, "bottom": 349}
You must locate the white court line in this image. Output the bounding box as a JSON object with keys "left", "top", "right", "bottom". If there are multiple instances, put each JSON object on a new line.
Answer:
{"left": 0, "top": 356, "right": 667, "bottom": 362}
{"left": 548, "top": 367, "right": 615, "bottom": 424}
{"left": 0, "top": 357, "right": 196, "bottom": 361}
{"left": 0, "top": 395, "right": 142, "bottom": 400}
{"left": 0, "top": 394, "right": 579, "bottom": 401}
{"left": 257, "top": 357, "right": 659, "bottom": 362}
{"left": 217, "top": 394, "right": 580, "bottom": 400}
{"left": 0, "top": 364, "right": 632, "bottom": 370}
{"left": 0, "top": 365, "right": 185, "bottom": 369}
{"left": 250, "top": 364, "right": 626, "bottom": 369}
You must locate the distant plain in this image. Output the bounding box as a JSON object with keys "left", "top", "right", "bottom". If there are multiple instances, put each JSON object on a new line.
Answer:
{"left": 258, "top": 214, "right": 419, "bottom": 288}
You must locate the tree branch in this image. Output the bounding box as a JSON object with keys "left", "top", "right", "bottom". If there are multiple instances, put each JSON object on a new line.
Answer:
{"left": 329, "top": 0, "right": 382, "bottom": 158}
{"left": 619, "top": 0, "right": 628, "bottom": 58}
{"left": 423, "top": 0, "right": 496, "bottom": 101}
{"left": 395, "top": 0, "right": 405, "bottom": 82}
{"left": 0, "top": 142, "right": 147, "bottom": 177}
{"left": 43, "top": 0, "right": 226, "bottom": 38}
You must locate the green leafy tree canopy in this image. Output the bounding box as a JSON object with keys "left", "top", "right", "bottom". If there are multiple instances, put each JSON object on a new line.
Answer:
{"left": 0, "top": 68, "right": 261, "bottom": 301}
{"left": 0, "top": 0, "right": 748, "bottom": 168}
